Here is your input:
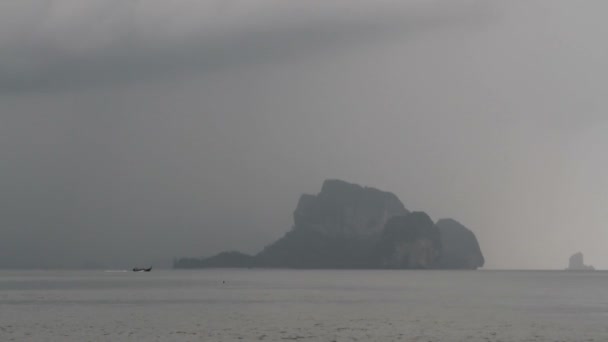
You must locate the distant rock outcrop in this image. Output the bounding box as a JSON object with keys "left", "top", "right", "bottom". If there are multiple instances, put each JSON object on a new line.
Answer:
{"left": 293, "top": 179, "right": 409, "bottom": 237}
{"left": 566, "top": 252, "right": 594, "bottom": 271}
{"left": 256, "top": 179, "right": 407, "bottom": 268}
{"left": 174, "top": 179, "right": 485, "bottom": 270}
{"left": 436, "top": 219, "right": 485, "bottom": 269}
{"left": 374, "top": 212, "right": 441, "bottom": 269}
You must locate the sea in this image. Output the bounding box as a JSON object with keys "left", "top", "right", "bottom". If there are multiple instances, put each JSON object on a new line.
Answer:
{"left": 0, "top": 269, "right": 606, "bottom": 341}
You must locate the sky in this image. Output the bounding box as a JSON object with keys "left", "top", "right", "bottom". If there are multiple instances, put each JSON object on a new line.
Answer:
{"left": 1, "top": 0, "right": 608, "bottom": 269}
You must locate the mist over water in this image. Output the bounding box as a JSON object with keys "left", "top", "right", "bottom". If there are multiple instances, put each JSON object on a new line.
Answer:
{"left": 1, "top": 1, "right": 608, "bottom": 270}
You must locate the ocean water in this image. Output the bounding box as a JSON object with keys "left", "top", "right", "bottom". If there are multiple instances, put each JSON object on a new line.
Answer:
{"left": 1, "top": 269, "right": 606, "bottom": 342}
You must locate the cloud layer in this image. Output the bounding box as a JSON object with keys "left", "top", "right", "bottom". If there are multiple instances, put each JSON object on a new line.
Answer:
{"left": 0, "top": 0, "right": 490, "bottom": 91}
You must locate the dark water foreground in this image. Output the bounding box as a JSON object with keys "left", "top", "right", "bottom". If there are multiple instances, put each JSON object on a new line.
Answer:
{"left": 1, "top": 269, "right": 606, "bottom": 341}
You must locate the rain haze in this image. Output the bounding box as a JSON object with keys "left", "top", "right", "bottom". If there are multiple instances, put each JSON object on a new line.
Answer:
{"left": 1, "top": 0, "right": 607, "bottom": 270}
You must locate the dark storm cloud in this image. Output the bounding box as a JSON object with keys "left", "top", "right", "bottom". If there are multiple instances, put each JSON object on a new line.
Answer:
{"left": 0, "top": 1, "right": 491, "bottom": 92}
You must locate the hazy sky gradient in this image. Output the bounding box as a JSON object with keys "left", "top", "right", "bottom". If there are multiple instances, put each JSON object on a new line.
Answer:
{"left": 2, "top": 1, "right": 607, "bottom": 269}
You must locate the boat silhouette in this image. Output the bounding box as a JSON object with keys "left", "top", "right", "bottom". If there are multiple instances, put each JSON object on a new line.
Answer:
{"left": 132, "top": 266, "right": 152, "bottom": 272}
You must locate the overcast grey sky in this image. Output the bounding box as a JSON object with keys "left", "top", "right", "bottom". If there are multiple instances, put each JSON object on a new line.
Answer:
{"left": 1, "top": 0, "right": 607, "bottom": 269}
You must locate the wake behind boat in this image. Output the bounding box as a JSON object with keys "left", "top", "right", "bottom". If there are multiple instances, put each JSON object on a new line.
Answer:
{"left": 132, "top": 267, "right": 152, "bottom": 272}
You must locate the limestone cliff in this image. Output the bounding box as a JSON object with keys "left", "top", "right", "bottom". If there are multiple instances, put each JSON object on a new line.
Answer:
{"left": 293, "top": 179, "right": 408, "bottom": 237}
{"left": 436, "top": 219, "right": 485, "bottom": 269}
{"left": 374, "top": 212, "right": 442, "bottom": 269}
{"left": 255, "top": 179, "right": 408, "bottom": 268}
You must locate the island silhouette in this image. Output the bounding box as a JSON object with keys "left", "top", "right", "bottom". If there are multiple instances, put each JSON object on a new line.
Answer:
{"left": 566, "top": 252, "right": 594, "bottom": 271}
{"left": 175, "top": 179, "right": 484, "bottom": 270}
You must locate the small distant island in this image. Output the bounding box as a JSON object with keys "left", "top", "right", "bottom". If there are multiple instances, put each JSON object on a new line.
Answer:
{"left": 175, "top": 179, "right": 485, "bottom": 270}
{"left": 566, "top": 252, "right": 594, "bottom": 271}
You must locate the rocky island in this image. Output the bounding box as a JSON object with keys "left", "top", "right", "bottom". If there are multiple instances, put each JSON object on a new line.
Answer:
{"left": 566, "top": 252, "right": 594, "bottom": 271}
{"left": 174, "top": 179, "right": 485, "bottom": 270}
